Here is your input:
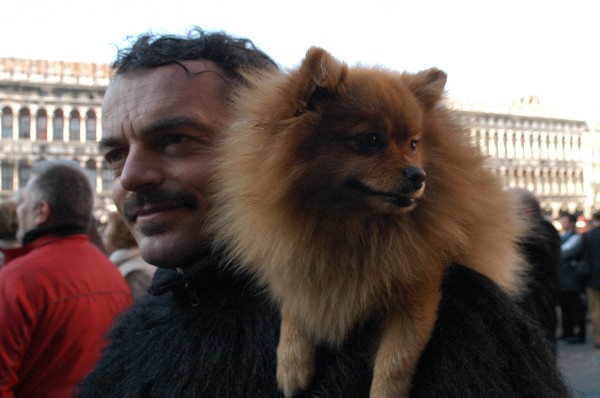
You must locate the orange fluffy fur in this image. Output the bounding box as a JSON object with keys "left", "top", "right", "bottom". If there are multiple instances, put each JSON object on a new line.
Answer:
{"left": 207, "top": 47, "right": 526, "bottom": 397}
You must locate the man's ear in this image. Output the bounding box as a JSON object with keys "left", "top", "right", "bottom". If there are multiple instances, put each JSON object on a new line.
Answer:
{"left": 35, "top": 201, "right": 52, "bottom": 226}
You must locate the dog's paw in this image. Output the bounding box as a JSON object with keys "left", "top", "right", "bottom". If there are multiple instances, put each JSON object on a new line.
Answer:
{"left": 276, "top": 337, "right": 315, "bottom": 397}
{"left": 276, "top": 357, "right": 315, "bottom": 398}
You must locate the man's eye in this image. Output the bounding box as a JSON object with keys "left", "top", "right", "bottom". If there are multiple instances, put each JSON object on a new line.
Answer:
{"left": 104, "top": 150, "right": 125, "bottom": 165}
{"left": 353, "top": 132, "right": 384, "bottom": 154}
{"left": 160, "top": 134, "right": 188, "bottom": 146}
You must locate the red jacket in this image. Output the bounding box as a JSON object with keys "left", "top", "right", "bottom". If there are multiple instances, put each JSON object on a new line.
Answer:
{"left": 0, "top": 232, "right": 132, "bottom": 398}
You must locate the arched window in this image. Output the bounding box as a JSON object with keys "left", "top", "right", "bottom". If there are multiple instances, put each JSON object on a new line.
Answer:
{"left": 69, "top": 109, "right": 81, "bottom": 141}
{"left": 489, "top": 129, "right": 498, "bottom": 157}
{"left": 2, "top": 107, "right": 13, "bottom": 139}
{"left": 85, "top": 159, "right": 97, "bottom": 190}
{"left": 573, "top": 135, "right": 582, "bottom": 160}
{"left": 85, "top": 110, "right": 97, "bottom": 141}
{"left": 1, "top": 162, "right": 14, "bottom": 191}
{"left": 101, "top": 160, "right": 112, "bottom": 192}
{"left": 540, "top": 132, "right": 548, "bottom": 159}
{"left": 53, "top": 109, "right": 64, "bottom": 141}
{"left": 36, "top": 109, "right": 48, "bottom": 140}
{"left": 18, "top": 108, "right": 31, "bottom": 139}
{"left": 18, "top": 163, "right": 31, "bottom": 188}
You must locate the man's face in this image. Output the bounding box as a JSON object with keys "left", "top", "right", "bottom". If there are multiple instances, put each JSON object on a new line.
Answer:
{"left": 559, "top": 216, "right": 573, "bottom": 232}
{"left": 15, "top": 177, "right": 40, "bottom": 243}
{"left": 100, "top": 61, "right": 230, "bottom": 268}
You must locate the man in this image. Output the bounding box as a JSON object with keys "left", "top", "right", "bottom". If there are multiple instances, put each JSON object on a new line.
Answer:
{"left": 559, "top": 213, "right": 587, "bottom": 344}
{"left": 582, "top": 211, "right": 600, "bottom": 349}
{"left": 0, "top": 160, "right": 131, "bottom": 398}
{"left": 77, "top": 28, "right": 570, "bottom": 397}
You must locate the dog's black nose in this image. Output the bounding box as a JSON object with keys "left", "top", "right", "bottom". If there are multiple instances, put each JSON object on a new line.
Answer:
{"left": 404, "top": 167, "right": 426, "bottom": 190}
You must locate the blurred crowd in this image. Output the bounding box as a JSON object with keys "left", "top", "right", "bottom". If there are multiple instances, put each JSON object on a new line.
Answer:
{"left": 507, "top": 188, "right": 600, "bottom": 360}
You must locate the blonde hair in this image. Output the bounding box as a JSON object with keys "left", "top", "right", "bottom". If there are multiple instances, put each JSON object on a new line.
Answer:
{"left": 105, "top": 212, "right": 137, "bottom": 250}
{"left": 0, "top": 201, "right": 17, "bottom": 241}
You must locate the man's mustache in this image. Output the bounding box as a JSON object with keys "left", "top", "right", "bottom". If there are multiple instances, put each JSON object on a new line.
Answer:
{"left": 122, "top": 190, "right": 200, "bottom": 221}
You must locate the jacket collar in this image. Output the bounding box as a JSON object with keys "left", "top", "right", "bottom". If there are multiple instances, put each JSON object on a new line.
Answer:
{"left": 22, "top": 225, "right": 86, "bottom": 245}
{"left": 2, "top": 226, "right": 87, "bottom": 264}
{"left": 148, "top": 249, "right": 225, "bottom": 297}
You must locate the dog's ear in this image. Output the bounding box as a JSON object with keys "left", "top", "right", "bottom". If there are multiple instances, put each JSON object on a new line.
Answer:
{"left": 404, "top": 68, "right": 447, "bottom": 111}
{"left": 292, "top": 47, "right": 348, "bottom": 114}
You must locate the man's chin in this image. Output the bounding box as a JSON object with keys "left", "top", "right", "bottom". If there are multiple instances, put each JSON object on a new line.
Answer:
{"left": 136, "top": 234, "right": 208, "bottom": 268}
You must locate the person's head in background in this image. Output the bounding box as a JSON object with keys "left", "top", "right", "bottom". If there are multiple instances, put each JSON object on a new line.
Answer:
{"left": 102, "top": 211, "right": 137, "bottom": 256}
{"left": 506, "top": 187, "right": 543, "bottom": 219}
{"left": 590, "top": 211, "right": 600, "bottom": 229}
{"left": 559, "top": 213, "right": 578, "bottom": 235}
{"left": 0, "top": 201, "right": 18, "bottom": 243}
{"left": 100, "top": 27, "right": 276, "bottom": 269}
{"left": 15, "top": 159, "right": 93, "bottom": 244}
{"left": 0, "top": 200, "right": 20, "bottom": 265}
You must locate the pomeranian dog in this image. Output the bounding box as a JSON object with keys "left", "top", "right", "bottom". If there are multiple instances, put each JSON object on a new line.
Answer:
{"left": 207, "top": 47, "right": 526, "bottom": 397}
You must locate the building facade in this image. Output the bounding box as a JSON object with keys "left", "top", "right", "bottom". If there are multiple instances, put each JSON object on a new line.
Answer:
{"left": 453, "top": 96, "right": 596, "bottom": 218}
{"left": 0, "top": 57, "right": 113, "bottom": 219}
{"left": 1, "top": 57, "right": 598, "bottom": 221}
{"left": 587, "top": 122, "right": 600, "bottom": 214}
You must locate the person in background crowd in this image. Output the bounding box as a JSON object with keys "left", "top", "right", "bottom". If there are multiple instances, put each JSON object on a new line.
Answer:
{"left": 0, "top": 201, "right": 19, "bottom": 266}
{"left": 507, "top": 188, "right": 562, "bottom": 357}
{"left": 0, "top": 159, "right": 131, "bottom": 398}
{"left": 86, "top": 217, "right": 107, "bottom": 254}
{"left": 76, "top": 27, "right": 570, "bottom": 397}
{"left": 582, "top": 211, "right": 600, "bottom": 349}
{"left": 102, "top": 211, "right": 156, "bottom": 302}
{"left": 559, "top": 213, "right": 587, "bottom": 344}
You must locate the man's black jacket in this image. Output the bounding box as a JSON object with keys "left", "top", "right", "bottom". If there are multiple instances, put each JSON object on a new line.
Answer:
{"left": 77, "top": 252, "right": 571, "bottom": 397}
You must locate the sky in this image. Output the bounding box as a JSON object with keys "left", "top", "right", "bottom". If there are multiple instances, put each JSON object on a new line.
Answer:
{"left": 2, "top": 0, "right": 599, "bottom": 124}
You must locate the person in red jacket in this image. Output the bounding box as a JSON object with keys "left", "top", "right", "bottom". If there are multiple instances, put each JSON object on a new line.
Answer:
{"left": 0, "top": 159, "right": 132, "bottom": 398}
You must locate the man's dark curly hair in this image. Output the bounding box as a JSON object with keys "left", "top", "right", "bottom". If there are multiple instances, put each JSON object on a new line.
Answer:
{"left": 112, "top": 27, "right": 277, "bottom": 82}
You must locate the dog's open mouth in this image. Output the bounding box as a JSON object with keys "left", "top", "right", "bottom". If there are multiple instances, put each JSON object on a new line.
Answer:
{"left": 346, "top": 179, "right": 415, "bottom": 208}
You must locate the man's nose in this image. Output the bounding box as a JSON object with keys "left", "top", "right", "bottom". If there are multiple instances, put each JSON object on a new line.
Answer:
{"left": 118, "top": 147, "right": 164, "bottom": 191}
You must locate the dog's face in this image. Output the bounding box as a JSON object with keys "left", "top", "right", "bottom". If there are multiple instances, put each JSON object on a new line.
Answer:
{"left": 284, "top": 48, "right": 447, "bottom": 216}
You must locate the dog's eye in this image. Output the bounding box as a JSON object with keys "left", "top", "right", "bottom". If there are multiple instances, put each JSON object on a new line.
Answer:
{"left": 354, "top": 133, "right": 383, "bottom": 154}
{"left": 410, "top": 139, "right": 419, "bottom": 152}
